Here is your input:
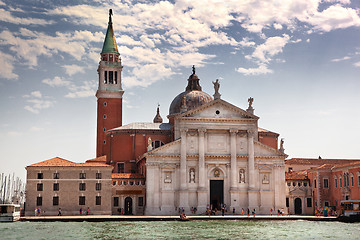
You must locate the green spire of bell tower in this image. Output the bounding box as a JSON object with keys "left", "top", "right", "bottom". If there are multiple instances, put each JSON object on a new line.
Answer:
{"left": 101, "top": 9, "right": 119, "bottom": 54}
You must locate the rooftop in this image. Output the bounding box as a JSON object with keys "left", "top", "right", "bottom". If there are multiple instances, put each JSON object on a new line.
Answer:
{"left": 285, "top": 158, "right": 359, "bottom": 166}
{"left": 27, "top": 157, "right": 112, "bottom": 167}
{"left": 109, "top": 122, "right": 172, "bottom": 131}
{"left": 112, "top": 173, "right": 145, "bottom": 179}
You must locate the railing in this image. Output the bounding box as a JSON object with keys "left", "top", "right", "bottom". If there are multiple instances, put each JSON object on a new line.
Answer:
{"left": 100, "top": 61, "right": 122, "bottom": 67}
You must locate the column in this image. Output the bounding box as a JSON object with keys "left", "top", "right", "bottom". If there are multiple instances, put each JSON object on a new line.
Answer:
{"left": 247, "top": 130, "right": 255, "bottom": 189}
{"left": 179, "top": 128, "right": 189, "bottom": 210}
{"left": 198, "top": 128, "right": 206, "bottom": 189}
{"left": 197, "top": 128, "right": 207, "bottom": 212}
{"left": 230, "top": 129, "right": 238, "bottom": 189}
{"left": 247, "top": 130, "right": 258, "bottom": 211}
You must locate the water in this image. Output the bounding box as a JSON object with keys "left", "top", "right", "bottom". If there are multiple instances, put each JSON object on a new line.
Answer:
{"left": 0, "top": 220, "right": 359, "bottom": 240}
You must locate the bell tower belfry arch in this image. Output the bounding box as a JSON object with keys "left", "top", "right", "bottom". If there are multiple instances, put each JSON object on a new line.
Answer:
{"left": 96, "top": 9, "right": 124, "bottom": 157}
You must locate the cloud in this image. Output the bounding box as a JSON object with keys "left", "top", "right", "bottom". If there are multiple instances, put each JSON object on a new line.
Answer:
{"left": 23, "top": 91, "right": 55, "bottom": 114}
{"left": 249, "top": 34, "right": 290, "bottom": 63}
{"left": 354, "top": 62, "right": 360, "bottom": 68}
{"left": 236, "top": 64, "right": 273, "bottom": 76}
{"left": 0, "top": 8, "right": 54, "bottom": 25}
{"left": 331, "top": 56, "right": 351, "bottom": 62}
{"left": 29, "top": 126, "right": 44, "bottom": 132}
{"left": 0, "top": 28, "right": 103, "bottom": 67}
{"left": 65, "top": 80, "right": 96, "bottom": 98}
{"left": 42, "top": 76, "right": 71, "bottom": 87}
{"left": 7, "top": 131, "right": 22, "bottom": 137}
{"left": 63, "top": 65, "right": 85, "bottom": 76}
{"left": 0, "top": 51, "right": 18, "bottom": 79}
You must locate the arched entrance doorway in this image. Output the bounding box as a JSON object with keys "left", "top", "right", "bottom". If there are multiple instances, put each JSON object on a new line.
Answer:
{"left": 294, "top": 198, "right": 302, "bottom": 215}
{"left": 124, "top": 197, "right": 133, "bottom": 215}
{"left": 210, "top": 180, "right": 224, "bottom": 210}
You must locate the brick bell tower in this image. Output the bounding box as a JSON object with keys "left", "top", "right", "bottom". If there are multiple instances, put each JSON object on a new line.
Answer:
{"left": 96, "top": 9, "right": 124, "bottom": 157}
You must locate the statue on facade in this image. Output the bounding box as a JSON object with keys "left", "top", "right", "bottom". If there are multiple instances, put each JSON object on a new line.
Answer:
{"left": 212, "top": 79, "right": 221, "bottom": 99}
{"left": 147, "top": 137, "right": 152, "bottom": 152}
{"left": 239, "top": 169, "right": 245, "bottom": 183}
{"left": 279, "top": 138, "right": 285, "bottom": 153}
{"left": 189, "top": 168, "right": 195, "bottom": 183}
{"left": 247, "top": 97, "right": 254, "bottom": 114}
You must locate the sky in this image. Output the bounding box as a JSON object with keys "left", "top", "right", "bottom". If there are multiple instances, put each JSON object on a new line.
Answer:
{"left": 0, "top": 0, "right": 360, "bottom": 180}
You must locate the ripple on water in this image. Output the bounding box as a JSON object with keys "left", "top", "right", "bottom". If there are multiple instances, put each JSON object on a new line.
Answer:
{"left": 0, "top": 220, "right": 360, "bottom": 240}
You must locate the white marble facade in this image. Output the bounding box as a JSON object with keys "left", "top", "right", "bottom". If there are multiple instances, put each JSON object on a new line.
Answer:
{"left": 144, "top": 99, "right": 286, "bottom": 215}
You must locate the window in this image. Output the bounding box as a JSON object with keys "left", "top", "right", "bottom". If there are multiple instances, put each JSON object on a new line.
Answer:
{"left": 96, "top": 183, "right": 101, "bottom": 191}
{"left": 37, "top": 183, "right": 43, "bottom": 191}
{"left": 114, "top": 197, "right": 119, "bottom": 207}
{"left": 152, "top": 140, "right": 165, "bottom": 149}
{"left": 358, "top": 175, "right": 360, "bottom": 186}
{"left": 53, "top": 172, "right": 59, "bottom": 179}
{"left": 324, "top": 201, "right": 329, "bottom": 207}
{"left": 37, "top": 196, "right": 42, "bottom": 206}
{"left": 109, "top": 54, "right": 113, "bottom": 62}
{"left": 96, "top": 173, "right": 102, "bottom": 179}
{"left": 287, "top": 182, "right": 291, "bottom": 186}
{"left": 292, "top": 182, "right": 296, "bottom": 187}
{"left": 323, "top": 179, "right": 329, "bottom": 188}
{"left": 96, "top": 196, "right": 101, "bottom": 205}
{"left": 129, "top": 181, "right": 134, "bottom": 186}
{"left": 351, "top": 175, "right": 354, "bottom": 187}
{"left": 103, "top": 128, "right": 106, "bottom": 132}
{"left": 113, "top": 181, "right": 117, "bottom": 185}
{"left": 104, "top": 71, "right": 107, "bottom": 83}
{"left": 53, "top": 196, "right": 59, "bottom": 206}
{"left": 334, "top": 178, "right": 337, "bottom": 188}
{"left": 117, "top": 163, "right": 125, "bottom": 173}
{"left": 37, "top": 173, "right": 43, "bottom": 179}
{"left": 79, "top": 196, "right": 86, "bottom": 205}
{"left": 109, "top": 71, "right": 113, "bottom": 84}
{"left": 307, "top": 198, "right": 312, "bottom": 207}
{"left": 298, "top": 182, "right": 302, "bottom": 187}
{"left": 103, "top": 114, "right": 107, "bottom": 119}
{"left": 288, "top": 167, "right": 293, "bottom": 173}
{"left": 80, "top": 173, "right": 86, "bottom": 179}
{"left": 138, "top": 197, "right": 144, "bottom": 207}
{"left": 103, "top": 140, "right": 106, "bottom": 144}
{"left": 304, "top": 182, "right": 307, "bottom": 187}
{"left": 53, "top": 183, "right": 59, "bottom": 191}
{"left": 104, "top": 102, "right": 107, "bottom": 107}
{"left": 79, "top": 183, "right": 86, "bottom": 191}
{"left": 314, "top": 179, "right": 317, "bottom": 188}
{"left": 340, "top": 177, "right": 342, "bottom": 187}
{"left": 286, "top": 198, "right": 289, "bottom": 207}
{"left": 114, "top": 71, "right": 117, "bottom": 84}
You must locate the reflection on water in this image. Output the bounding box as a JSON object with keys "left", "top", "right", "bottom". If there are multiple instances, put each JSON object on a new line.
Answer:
{"left": 1, "top": 220, "right": 359, "bottom": 240}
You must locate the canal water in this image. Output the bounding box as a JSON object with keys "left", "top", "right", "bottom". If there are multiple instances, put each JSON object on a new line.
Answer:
{"left": 0, "top": 220, "right": 359, "bottom": 239}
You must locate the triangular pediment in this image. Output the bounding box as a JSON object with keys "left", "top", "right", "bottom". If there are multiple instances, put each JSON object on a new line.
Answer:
{"left": 177, "top": 99, "right": 259, "bottom": 120}
{"left": 147, "top": 139, "right": 181, "bottom": 155}
{"left": 254, "top": 141, "right": 288, "bottom": 158}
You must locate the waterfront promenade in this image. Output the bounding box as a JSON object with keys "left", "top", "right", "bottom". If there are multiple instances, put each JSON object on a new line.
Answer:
{"left": 20, "top": 215, "right": 338, "bottom": 222}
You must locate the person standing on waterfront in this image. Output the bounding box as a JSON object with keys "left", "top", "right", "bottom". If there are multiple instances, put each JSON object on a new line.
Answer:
{"left": 242, "top": 208, "right": 244, "bottom": 216}
{"left": 252, "top": 209, "right": 256, "bottom": 217}
{"left": 233, "top": 207, "right": 235, "bottom": 215}
{"left": 37, "top": 208, "right": 41, "bottom": 216}
{"left": 86, "top": 207, "right": 90, "bottom": 215}
{"left": 80, "top": 208, "right": 82, "bottom": 215}
{"left": 34, "top": 208, "right": 37, "bottom": 216}
{"left": 270, "top": 208, "right": 273, "bottom": 216}
{"left": 58, "top": 208, "right": 62, "bottom": 216}
{"left": 221, "top": 206, "right": 225, "bottom": 216}
{"left": 247, "top": 208, "right": 250, "bottom": 217}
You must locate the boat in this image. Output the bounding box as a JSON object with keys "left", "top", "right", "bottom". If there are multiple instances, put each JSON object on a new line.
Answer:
{"left": 337, "top": 200, "right": 360, "bottom": 223}
{"left": 0, "top": 204, "right": 21, "bottom": 222}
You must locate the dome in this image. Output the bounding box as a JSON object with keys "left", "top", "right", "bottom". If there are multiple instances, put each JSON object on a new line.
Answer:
{"left": 169, "top": 90, "right": 213, "bottom": 115}
{"left": 169, "top": 66, "right": 213, "bottom": 115}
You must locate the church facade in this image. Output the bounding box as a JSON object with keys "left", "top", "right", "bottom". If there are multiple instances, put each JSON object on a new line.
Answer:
{"left": 25, "top": 10, "right": 288, "bottom": 216}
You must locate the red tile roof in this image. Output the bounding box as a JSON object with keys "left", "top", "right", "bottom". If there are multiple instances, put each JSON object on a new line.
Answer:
{"left": 27, "top": 157, "right": 112, "bottom": 167}
{"left": 85, "top": 155, "right": 107, "bottom": 163}
{"left": 285, "top": 158, "right": 359, "bottom": 166}
{"left": 285, "top": 170, "right": 309, "bottom": 180}
{"left": 112, "top": 173, "right": 144, "bottom": 179}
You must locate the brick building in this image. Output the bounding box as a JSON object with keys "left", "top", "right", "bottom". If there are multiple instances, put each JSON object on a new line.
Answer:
{"left": 25, "top": 157, "right": 112, "bottom": 216}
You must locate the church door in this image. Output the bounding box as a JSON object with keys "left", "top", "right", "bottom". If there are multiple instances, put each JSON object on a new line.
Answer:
{"left": 124, "top": 197, "right": 133, "bottom": 215}
{"left": 294, "top": 198, "right": 302, "bottom": 215}
{"left": 210, "top": 180, "right": 224, "bottom": 210}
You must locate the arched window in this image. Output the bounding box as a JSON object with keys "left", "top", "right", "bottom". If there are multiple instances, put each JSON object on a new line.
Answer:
{"left": 350, "top": 174, "right": 354, "bottom": 187}
{"left": 334, "top": 177, "right": 337, "bottom": 188}
{"left": 339, "top": 176, "right": 342, "bottom": 187}
{"left": 152, "top": 140, "right": 164, "bottom": 149}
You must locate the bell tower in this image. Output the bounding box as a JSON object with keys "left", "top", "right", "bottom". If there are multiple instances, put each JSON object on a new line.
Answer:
{"left": 96, "top": 9, "right": 124, "bottom": 157}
